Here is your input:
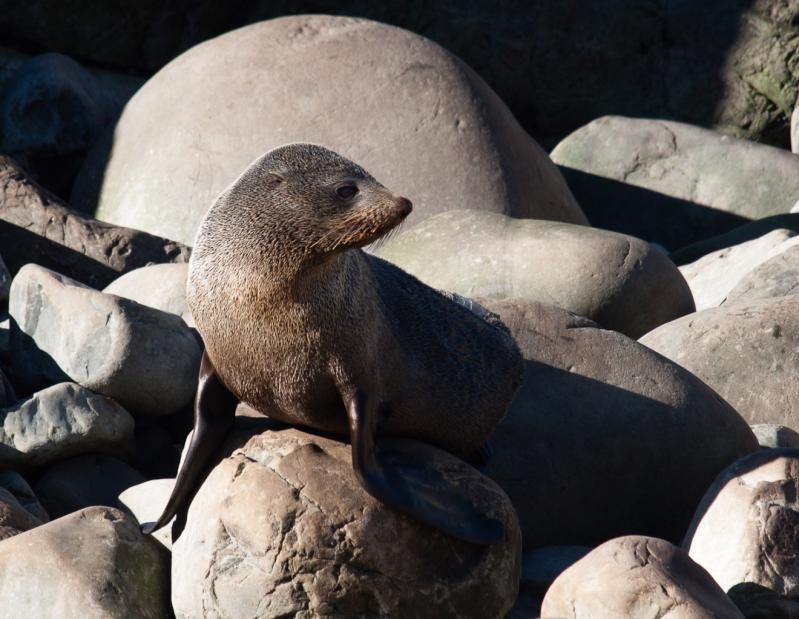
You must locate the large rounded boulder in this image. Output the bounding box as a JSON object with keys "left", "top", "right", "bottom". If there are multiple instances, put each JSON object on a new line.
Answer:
{"left": 377, "top": 210, "right": 693, "bottom": 338}
{"left": 640, "top": 295, "right": 799, "bottom": 428}
{"left": 72, "top": 15, "right": 585, "bottom": 246}
{"left": 479, "top": 299, "right": 757, "bottom": 549}
{"left": 170, "top": 423, "right": 521, "bottom": 619}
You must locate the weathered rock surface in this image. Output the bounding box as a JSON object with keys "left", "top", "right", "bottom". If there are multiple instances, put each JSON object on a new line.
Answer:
{"left": 172, "top": 424, "right": 521, "bottom": 619}
{"left": 118, "top": 479, "right": 175, "bottom": 551}
{"left": 671, "top": 213, "right": 799, "bottom": 265}
{"left": 0, "top": 382, "right": 134, "bottom": 467}
{"left": 751, "top": 424, "right": 799, "bottom": 449}
{"left": 680, "top": 229, "right": 797, "bottom": 310}
{"left": 728, "top": 582, "right": 799, "bottom": 619}
{"left": 104, "top": 263, "right": 194, "bottom": 327}
{"left": 640, "top": 295, "right": 799, "bottom": 427}
{"left": 553, "top": 116, "right": 799, "bottom": 249}
{"left": 541, "top": 536, "right": 745, "bottom": 618}
{"left": 0, "top": 506, "right": 170, "bottom": 618}
{"left": 0, "top": 155, "right": 190, "bottom": 288}
{"left": 478, "top": 299, "right": 757, "bottom": 548}
{"left": 34, "top": 455, "right": 145, "bottom": 519}
{"left": 684, "top": 449, "right": 799, "bottom": 598}
{"left": 10, "top": 264, "right": 202, "bottom": 416}
{"left": 377, "top": 211, "right": 693, "bottom": 338}
{"left": 0, "top": 472, "right": 47, "bottom": 540}
{"left": 727, "top": 240, "right": 799, "bottom": 304}
{"left": 72, "top": 15, "right": 586, "bottom": 246}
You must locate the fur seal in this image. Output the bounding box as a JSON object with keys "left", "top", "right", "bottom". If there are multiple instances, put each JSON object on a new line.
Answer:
{"left": 143, "top": 144, "right": 523, "bottom": 544}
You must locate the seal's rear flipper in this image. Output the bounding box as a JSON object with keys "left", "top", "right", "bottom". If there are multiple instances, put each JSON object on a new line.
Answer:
{"left": 141, "top": 351, "right": 238, "bottom": 536}
{"left": 346, "top": 389, "right": 504, "bottom": 545}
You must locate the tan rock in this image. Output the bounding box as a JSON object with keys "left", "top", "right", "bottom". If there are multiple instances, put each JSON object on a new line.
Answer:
{"left": 72, "top": 15, "right": 586, "bottom": 246}
{"left": 684, "top": 449, "right": 799, "bottom": 597}
{"left": 640, "top": 295, "right": 799, "bottom": 427}
{"left": 541, "top": 536, "right": 744, "bottom": 618}
{"left": 377, "top": 210, "right": 693, "bottom": 338}
{"left": 0, "top": 506, "right": 169, "bottom": 618}
{"left": 171, "top": 424, "right": 521, "bottom": 619}
{"left": 480, "top": 299, "right": 757, "bottom": 548}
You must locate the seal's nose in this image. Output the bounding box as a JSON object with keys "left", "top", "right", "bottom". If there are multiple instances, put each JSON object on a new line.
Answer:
{"left": 396, "top": 197, "right": 413, "bottom": 217}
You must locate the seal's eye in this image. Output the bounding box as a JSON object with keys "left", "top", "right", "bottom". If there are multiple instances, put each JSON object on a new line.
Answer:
{"left": 336, "top": 185, "right": 358, "bottom": 200}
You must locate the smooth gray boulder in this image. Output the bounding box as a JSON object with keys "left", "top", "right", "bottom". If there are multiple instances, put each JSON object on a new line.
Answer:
{"left": 172, "top": 424, "right": 521, "bottom": 619}
{"left": 679, "top": 229, "right": 798, "bottom": 309}
{"left": 479, "top": 298, "right": 757, "bottom": 549}
{"left": 0, "top": 382, "right": 134, "bottom": 467}
{"left": 72, "top": 15, "right": 586, "bottom": 246}
{"left": 553, "top": 116, "right": 799, "bottom": 249}
{"left": 0, "top": 506, "right": 170, "bottom": 618}
{"left": 0, "top": 472, "right": 48, "bottom": 522}
{"left": 34, "top": 455, "right": 145, "bottom": 519}
{"left": 640, "top": 295, "right": 799, "bottom": 428}
{"left": 751, "top": 424, "right": 799, "bottom": 449}
{"left": 377, "top": 210, "right": 693, "bottom": 338}
{"left": 10, "top": 264, "right": 201, "bottom": 416}
{"left": 104, "top": 263, "right": 193, "bottom": 327}
{"left": 684, "top": 449, "right": 799, "bottom": 600}
{"left": 0, "top": 155, "right": 190, "bottom": 289}
{"left": 727, "top": 240, "right": 799, "bottom": 304}
{"left": 118, "top": 479, "right": 174, "bottom": 551}
{"left": 541, "top": 536, "right": 744, "bottom": 618}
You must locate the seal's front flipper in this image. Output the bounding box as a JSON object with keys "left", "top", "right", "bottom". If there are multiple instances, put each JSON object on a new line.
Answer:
{"left": 346, "top": 389, "right": 504, "bottom": 545}
{"left": 141, "top": 351, "right": 238, "bottom": 536}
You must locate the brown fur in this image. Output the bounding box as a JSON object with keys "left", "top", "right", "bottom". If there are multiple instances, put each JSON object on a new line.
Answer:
{"left": 188, "top": 143, "right": 522, "bottom": 456}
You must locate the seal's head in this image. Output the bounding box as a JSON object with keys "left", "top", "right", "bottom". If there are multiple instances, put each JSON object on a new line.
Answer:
{"left": 205, "top": 143, "right": 412, "bottom": 261}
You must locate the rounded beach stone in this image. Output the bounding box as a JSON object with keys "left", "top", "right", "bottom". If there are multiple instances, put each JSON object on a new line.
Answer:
{"left": 541, "top": 535, "right": 744, "bottom": 618}
{"left": 750, "top": 424, "right": 799, "bottom": 449}
{"left": 9, "top": 263, "right": 201, "bottom": 416}
{"left": 377, "top": 210, "right": 693, "bottom": 338}
{"left": 72, "top": 15, "right": 586, "bottom": 245}
{"left": 0, "top": 506, "right": 170, "bottom": 618}
{"left": 640, "top": 295, "right": 799, "bottom": 428}
{"left": 171, "top": 425, "right": 521, "bottom": 619}
{"left": 479, "top": 298, "right": 757, "bottom": 548}
{"left": 684, "top": 449, "right": 799, "bottom": 597}
{"left": 552, "top": 116, "right": 799, "bottom": 249}
{"left": 104, "top": 263, "right": 193, "bottom": 327}
{"left": 0, "top": 382, "right": 135, "bottom": 468}
{"left": 118, "top": 479, "right": 175, "bottom": 551}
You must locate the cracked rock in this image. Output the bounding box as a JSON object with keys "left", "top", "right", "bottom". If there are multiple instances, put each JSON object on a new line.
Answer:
{"left": 171, "top": 424, "right": 521, "bottom": 619}
{"left": 541, "top": 535, "right": 744, "bottom": 618}
{"left": 104, "top": 263, "right": 194, "bottom": 327}
{"left": 478, "top": 299, "right": 757, "bottom": 549}
{"left": 377, "top": 210, "right": 693, "bottom": 338}
{"left": 71, "top": 14, "right": 586, "bottom": 246}
{"left": 552, "top": 116, "right": 799, "bottom": 249}
{"left": 0, "top": 382, "right": 134, "bottom": 468}
{"left": 640, "top": 295, "right": 799, "bottom": 428}
{"left": 679, "top": 229, "right": 798, "bottom": 310}
{"left": 0, "top": 506, "right": 170, "bottom": 618}
{"left": 9, "top": 263, "right": 202, "bottom": 416}
{"left": 684, "top": 449, "right": 799, "bottom": 599}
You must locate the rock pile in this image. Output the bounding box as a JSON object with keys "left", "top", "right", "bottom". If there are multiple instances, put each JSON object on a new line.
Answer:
{"left": 1, "top": 8, "right": 799, "bottom": 619}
